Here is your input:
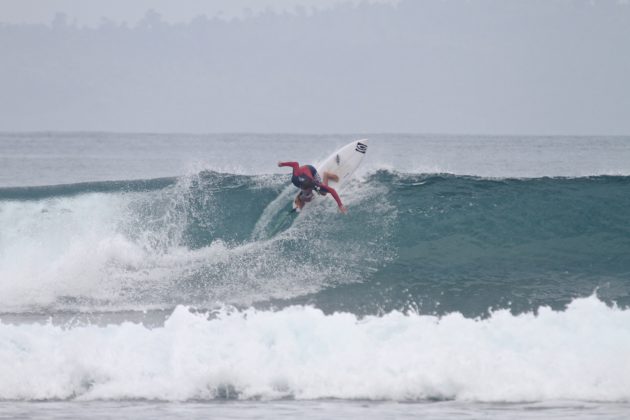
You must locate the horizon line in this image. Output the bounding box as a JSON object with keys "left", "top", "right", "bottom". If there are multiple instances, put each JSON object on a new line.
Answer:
{"left": 1, "top": 130, "right": 629, "bottom": 138}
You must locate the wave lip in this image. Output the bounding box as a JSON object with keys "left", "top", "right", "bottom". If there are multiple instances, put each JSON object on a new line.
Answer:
{"left": 1, "top": 296, "right": 629, "bottom": 402}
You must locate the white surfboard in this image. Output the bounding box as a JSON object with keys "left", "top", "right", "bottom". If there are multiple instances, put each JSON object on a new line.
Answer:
{"left": 293, "top": 139, "right": 369, "bottom": 210}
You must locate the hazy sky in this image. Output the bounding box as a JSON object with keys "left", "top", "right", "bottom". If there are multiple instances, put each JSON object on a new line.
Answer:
{"left": 0, "top": 0, "right": 397, "bottom": 24}
{"left": 1, "top": 0, "right": 629, "bottom": 135}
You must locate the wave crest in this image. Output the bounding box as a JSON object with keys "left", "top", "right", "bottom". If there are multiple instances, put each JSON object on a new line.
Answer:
{"left": 0, "top": 171, "right": 629, "bottom": 315}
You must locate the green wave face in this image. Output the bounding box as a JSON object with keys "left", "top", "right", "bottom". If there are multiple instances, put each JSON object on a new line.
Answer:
{"left": 1, "top": 171, "right": 629, "bottom": 316}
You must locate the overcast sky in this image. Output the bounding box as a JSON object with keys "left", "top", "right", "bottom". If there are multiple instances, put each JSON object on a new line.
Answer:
{"left": 1, "top": 0, "right": 629, "bottom": 135}
{"left": 0, "top": 0, "right": 397, "bottom": 24}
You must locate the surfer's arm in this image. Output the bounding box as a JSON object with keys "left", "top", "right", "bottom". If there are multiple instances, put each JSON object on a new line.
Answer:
{"left": 319, "top": 184, "right": 347, "bottom": 213}
{"left": 277, "top": 161, "right": 299, "bottom": 171}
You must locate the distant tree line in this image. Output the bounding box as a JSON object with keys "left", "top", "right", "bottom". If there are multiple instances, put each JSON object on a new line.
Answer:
{"left": 0, "top": 0, "right": 628, "bottom": 134}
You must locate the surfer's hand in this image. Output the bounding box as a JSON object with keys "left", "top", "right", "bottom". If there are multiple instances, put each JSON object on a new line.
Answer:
{"left": 277, "top": 161, "right": 282, "bottom": 167}
{"left": 339, "top": 205, "right": 348, "bottom": 214}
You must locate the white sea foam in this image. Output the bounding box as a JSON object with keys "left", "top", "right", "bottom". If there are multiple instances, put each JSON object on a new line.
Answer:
{"left": 0, "top": 295, "right": 628, "bottom": 402}
{"left": 0, "top": 193, "right": 133, "bottom": 309}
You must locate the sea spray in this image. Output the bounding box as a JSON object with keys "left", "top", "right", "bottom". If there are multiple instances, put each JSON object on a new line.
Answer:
{"left": 0, "top": 171, "right": 394, "bottom": 313}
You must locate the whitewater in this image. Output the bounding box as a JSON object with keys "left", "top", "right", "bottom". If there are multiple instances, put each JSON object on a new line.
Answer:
{"left": 1, "top": 133, "right": 630, "bottom": 419}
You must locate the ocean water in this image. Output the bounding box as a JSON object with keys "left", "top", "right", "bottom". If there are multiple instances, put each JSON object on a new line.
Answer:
{"left": 1, "top": 132, "right": 630, "bottom": 419}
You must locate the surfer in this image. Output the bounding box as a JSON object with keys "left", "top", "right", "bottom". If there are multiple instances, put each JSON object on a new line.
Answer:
{"left": 277, "top": 161, "right": 347, "bottom": 213}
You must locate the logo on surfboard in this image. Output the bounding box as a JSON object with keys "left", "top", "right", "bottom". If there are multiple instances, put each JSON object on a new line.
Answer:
{"left": 355, "top": 142, "right": 367, "bottom": 154}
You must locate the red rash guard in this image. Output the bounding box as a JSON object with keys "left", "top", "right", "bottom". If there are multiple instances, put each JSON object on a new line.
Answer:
{"left": 278, "top": 161, "right": 344, "bottom": 209}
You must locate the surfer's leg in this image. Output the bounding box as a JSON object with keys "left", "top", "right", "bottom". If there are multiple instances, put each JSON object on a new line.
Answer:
{"left": 294, "top": 194, "right": 304, "bottom": 209}
{"left": 319, "top": 172, "right": 338, "bottom": 195}
{"left": 295, "top": 189, "right": 314, "bottom": 208}
{"left": 323, "top": 171, "right": 339, "bottom": 185}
